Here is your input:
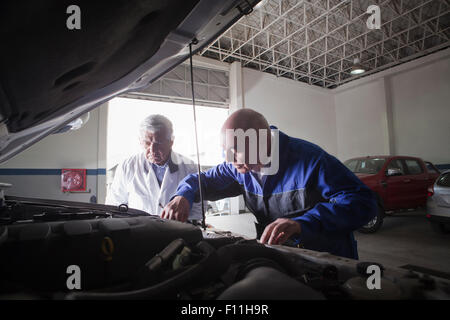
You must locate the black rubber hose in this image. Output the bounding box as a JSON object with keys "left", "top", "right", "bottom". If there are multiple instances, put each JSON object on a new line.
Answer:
{"left": 218, "top": 266, "right": 326, "bottom": 300}
{"left": 215, "top": 243, "right": 339, "bottom": 281}
{"left": 214, "top": 243, "right": 299, "bottom": 275}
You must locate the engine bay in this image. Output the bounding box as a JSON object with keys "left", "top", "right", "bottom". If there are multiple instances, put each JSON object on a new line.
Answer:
{"left": 0, "top": 196, "right": 449, "bottom": 300}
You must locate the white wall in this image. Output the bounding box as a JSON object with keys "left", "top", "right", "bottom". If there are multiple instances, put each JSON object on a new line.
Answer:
{"left": 239, "top": 48, "right": 449, "bottom": 166}
{"left": 334, "top": 79, "right": 391, "bottom": 161}
{"left": 1, "top": 112, "right": 100, "bottom": 169}
{"left": 242, "top": 68, "right": 338, "bottom": 156}
{"left": 333, "top": 48, "right": 450, "bottom": 165}
{"left": 0, "top": 103, "right": 108, "bottom": 203}
{"left": 388, "top": 57, "right": 450, "bottom": 164}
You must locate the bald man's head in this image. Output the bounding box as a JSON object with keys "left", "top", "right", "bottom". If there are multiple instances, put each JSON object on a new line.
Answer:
{"left": 221, "top": 108, "right": 270, "bottom": 134}
{"left": 221, "top": 108, "right": 271, "bottom": 174}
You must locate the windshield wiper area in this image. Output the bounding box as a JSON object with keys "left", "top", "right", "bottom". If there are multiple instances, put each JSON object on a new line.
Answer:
{"left": 32, "top": 211, "right": 111, "bottom": 222}
{"left": 0, "top": 196, "right": 147, "bottom": 225}
{"left": 0, "top": 203, "right": 111, "bottom": 225}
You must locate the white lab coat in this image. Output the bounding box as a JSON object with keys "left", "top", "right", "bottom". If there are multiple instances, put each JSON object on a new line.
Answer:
{"left": 106, "top": 151, "right": 203, "bottom": 220}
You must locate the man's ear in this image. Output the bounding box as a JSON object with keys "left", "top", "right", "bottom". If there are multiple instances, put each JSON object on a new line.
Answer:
{"left": 169, "top": 137, "right": 174, "bottom": 148}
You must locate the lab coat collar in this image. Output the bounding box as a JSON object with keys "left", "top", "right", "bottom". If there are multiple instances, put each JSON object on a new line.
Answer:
{"left": 144, "top": 151, "right": 179, "bottom": 174}
{"left": 167, "top": 152, "right": 179, "bottom": 174}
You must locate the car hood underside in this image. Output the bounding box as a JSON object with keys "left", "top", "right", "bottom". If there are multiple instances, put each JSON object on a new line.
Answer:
{"left": 0, "top": 0, "right": 257, "bottom": 162}
{"left": 1, "top": 0, "right": 201, "bottom": 132}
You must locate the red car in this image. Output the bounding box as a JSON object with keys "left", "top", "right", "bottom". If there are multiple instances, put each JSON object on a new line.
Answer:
{"left": 344, "top": 156, "right": 440, "bottom": 233}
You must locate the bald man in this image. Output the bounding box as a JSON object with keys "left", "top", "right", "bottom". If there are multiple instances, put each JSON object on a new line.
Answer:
{"left": 162, "top": 109, "right": 377, "bottom": 259}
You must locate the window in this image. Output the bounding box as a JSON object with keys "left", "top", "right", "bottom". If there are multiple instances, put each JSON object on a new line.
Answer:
{"left": 344, "top": 160, "right": 358, "bottom": 172}
{"left": 405, "top": 159, "right": 424, "bottom": 175}
{"left": 344, "top": 158, "right": 386, "bottom": 174}
{"left": 437, "top": 173, "right": 450, "bottom": 187}
{"left": 425, "top": 162, "right": 439, "bottom": 174}
{"left": 387, "top": 159, "right": 405, "bottom": 175}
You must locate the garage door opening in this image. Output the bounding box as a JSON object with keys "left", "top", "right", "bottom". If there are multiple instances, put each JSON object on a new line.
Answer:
{"left": 106, "top": 96, "right": 230, "bottom": 214}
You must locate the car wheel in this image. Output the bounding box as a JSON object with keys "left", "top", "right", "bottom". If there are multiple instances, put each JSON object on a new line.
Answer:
{"left": 358, "top": 203, "right": 384, "bottom": 234}
{"left": 429, "top": 221, "right": 450, "bottom": 234}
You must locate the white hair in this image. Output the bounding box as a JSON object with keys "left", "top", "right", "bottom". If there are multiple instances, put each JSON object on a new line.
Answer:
{"left": 140, "top": 114, "right": 174, "bottom": 141}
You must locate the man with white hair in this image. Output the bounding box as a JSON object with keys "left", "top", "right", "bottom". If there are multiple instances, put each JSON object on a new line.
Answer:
{"left": 106, "top": 114, "right": 203, "bottom": 221}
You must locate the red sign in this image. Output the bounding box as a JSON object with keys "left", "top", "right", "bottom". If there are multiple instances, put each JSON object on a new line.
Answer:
{"left": 61, "top": 169, "right": 86, "bottom": 192}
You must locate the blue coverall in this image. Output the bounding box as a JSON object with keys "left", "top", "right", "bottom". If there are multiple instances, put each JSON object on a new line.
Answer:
{"left": 174, "top": 128, "right": 378, "bottom": 259}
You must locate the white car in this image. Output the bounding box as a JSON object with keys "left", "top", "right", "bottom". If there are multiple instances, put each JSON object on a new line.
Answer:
{"left": 427, "top": 170, "right": 450, "bottom": 234}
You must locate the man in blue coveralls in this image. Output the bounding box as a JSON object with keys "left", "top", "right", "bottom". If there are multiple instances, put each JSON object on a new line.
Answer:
{"left": 162, "top": 108, "right": 377, "bottom": 259}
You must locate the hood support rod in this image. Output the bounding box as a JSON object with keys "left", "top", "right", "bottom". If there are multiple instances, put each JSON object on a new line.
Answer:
{"left": 189, "top": 40, "right": 206, "bottom": 230}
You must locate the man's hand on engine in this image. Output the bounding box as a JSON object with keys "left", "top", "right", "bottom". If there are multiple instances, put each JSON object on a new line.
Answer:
{"left": 161, "top": 196, "right": 190, "bottom": 222}
{"left": 260, "top": 218, "right": 301, "bottom": 245}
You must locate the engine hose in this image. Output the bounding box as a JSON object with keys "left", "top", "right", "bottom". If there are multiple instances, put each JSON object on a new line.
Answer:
{"left": 214, "top": 243, "right": 299, "bottom": 276}
{"left": 63, "top": 241, "right": 217, "bottom": 300}
{"left": 218, "top": 266, "right": 326, "bottom": 300}
{"left": 64, "top": 243, "right": 318, "bottom": 300}
{"left": 216, "top": 243, "right": 340, "bottom": 281}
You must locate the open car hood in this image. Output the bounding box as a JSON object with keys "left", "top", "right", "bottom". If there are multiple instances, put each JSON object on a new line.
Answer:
{"left": 0, "top": 0, "right": 259, "bottom": 163}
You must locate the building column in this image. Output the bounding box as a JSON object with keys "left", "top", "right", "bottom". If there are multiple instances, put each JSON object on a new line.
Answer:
{"left": 229, "top": 61, "right": 245, "bottom": 111}
{"left": 228, "top": 61, "right": 246, "bottom": 214}
{"left": 96, "top": 102, "right": 108, "bottom": 204}
{"left": 380, "top": 77, "right": 395, "bottom": 155}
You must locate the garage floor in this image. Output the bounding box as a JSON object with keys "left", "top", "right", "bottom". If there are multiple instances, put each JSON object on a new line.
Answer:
{"left": 206, "top": 209, "right": 450, "bottom": 275}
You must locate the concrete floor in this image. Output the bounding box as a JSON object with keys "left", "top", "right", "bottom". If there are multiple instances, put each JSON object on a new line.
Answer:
{"left": 206, "top": 208, "right": 450, "bottom": 274}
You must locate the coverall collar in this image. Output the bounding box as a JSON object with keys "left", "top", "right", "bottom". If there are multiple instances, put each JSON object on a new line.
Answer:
{"left": 269, "top": 125, "right": 289, "bottom": 169}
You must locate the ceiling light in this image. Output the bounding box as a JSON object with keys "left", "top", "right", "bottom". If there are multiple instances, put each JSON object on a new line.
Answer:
{"left": 350, "top": 58, "right": 366, "bottom": 75}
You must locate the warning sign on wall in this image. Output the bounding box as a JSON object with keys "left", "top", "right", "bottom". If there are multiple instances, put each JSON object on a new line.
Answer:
{"left": 61, "top": 169, "right": 86, "bottom": 192}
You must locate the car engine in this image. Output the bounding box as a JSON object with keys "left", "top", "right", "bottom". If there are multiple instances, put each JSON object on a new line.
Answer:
{"left": 1, "top": 196, "right": 449, "bottom": 300}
